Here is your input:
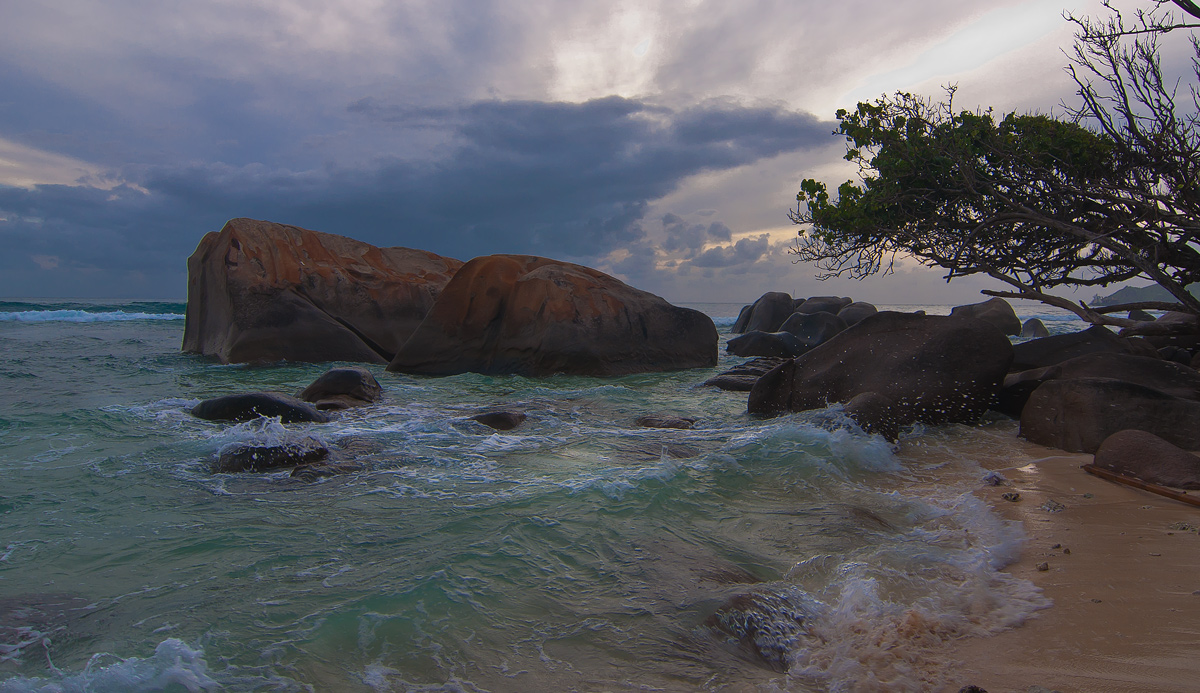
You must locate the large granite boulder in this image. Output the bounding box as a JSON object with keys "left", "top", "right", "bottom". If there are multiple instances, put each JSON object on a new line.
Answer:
{"left": 836, "top": 301, "right": 877, "bottom": 326}
{"left": 388, "top": 255, "right": 717, "bottom": 376}
{"left": 778, "top": 311, "right": 847, "bottom": 349}
{"left": 734, "top": 292, "right": 795, "bottom": 334}
{"left": 183, "top": 218, "right": 463, "bottom": 364}
{"left": 1119, "top": 311, "right": 1200, "bottom": 337}
{"left": 749, "top": 312, "right": 1013, "bottom": 438}
{"left": 950, "top": 297, "right": 1022, "bottom": 336}
{"left": 1021, "top": 378, "right": 1200, "bottom": 453}
{"left": 1020, "top": 318, "right": 1050, "bottom": 339}
{"left": 1093, "top": 430, "right": 1200, "bottom": 489}
{"left": 1010, "top": 325, "right": 1156, "bottom": 371}
{"left": 794, "top": 296, "right": 852, "bottom": 315}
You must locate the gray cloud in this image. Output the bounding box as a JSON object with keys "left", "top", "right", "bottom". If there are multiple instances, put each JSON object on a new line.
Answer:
{"left": 0, "top": 97, "right": 831, "bottom": 295}
{"left": 687, "top": 234, "right": 772, "bottom": 268}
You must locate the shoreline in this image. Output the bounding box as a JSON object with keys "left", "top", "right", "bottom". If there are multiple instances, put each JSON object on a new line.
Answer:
{"left": 952, "top": 452, "right": 1200, "bottom": 692}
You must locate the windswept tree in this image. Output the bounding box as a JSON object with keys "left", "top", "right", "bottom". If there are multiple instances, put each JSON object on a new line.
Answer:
{"left": 791, "top": 1, "right": 1200, "bottom": 326}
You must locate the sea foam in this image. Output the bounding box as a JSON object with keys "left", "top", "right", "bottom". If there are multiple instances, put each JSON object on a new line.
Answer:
{"left": 0, "top": 311, "right": 184, "bottom": 323}
{"left": 0, "top": 639, "right": 217, "bottom": 693}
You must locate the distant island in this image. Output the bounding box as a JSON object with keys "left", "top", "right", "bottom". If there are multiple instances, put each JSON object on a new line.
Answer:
{"left": 1092, "top": 284, "right": 1200, "bottom": 306}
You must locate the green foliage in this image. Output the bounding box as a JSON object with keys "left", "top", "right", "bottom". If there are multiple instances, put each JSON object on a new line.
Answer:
{"left": 790, "top": 88, "right": 1200, "bottom": 319}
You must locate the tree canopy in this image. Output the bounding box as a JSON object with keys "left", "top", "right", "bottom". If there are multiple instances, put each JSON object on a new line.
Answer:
{"left": 791, "top": 2, "right": 1200, "bottom": 325}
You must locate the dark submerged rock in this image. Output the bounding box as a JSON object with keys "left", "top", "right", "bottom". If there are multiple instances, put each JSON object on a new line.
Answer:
{"left": 214, "top": 438, "right": 329, "bottom": 473}
{"left": 471, "top": 411, "right": 528, "bottom": 431}
{"left": 298, "top": 366, "right": 382, "bottom": 410}
{"left": 388, "top": 255, "right": 717, "bottom": 376}
{"left": 705, "top": 590, "right": 812, "bottom": 672}
{"left": 183, "top": 218, "right": 462, "bottom": 364}
{"left": 635, "top": 414, "right": 696, "bottom": 429}
{"left": 702, "top": 357, "right": 789, "bottom": 392}
{"left": 726, "top": 331, "right": 806, "bottom": 358}
{"left": 1020, "top": 318, "right": 1050, "bottom": 339}
{"left": 1021, "top": 378, "right": 1200, "bottom": 453}
{"left": 749, "top": 312, "right": 1013, "bottom": 439}
{"left": 191, "top": 392, "right": 330, "bottom": 423}
{"left": 290, "top": 462, "right": 365, "bottom": 482}
{"left": 1093, "top": 429, "right": 1200, "bottom": 489}
{"left": 950, "top": 297, "right": 1022, "bottom": 336}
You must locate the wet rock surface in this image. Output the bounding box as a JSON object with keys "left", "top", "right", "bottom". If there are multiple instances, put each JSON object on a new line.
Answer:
{"left": 191, "top": 392, "right": 330, "bottom": 424}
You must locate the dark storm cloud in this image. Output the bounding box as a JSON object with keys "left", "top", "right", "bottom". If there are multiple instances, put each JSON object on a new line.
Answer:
{"left": 0, "top": 96, "right": 831, "bottom": 295}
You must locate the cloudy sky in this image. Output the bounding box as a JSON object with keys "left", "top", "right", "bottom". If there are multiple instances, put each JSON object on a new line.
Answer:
{"left": 0, "top": 0, "right": 1157, "bottom": 302}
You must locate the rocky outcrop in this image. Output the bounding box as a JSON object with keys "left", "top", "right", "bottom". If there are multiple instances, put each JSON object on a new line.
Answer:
{"left": 749, "top": 312, "right": 1012, "bottom": 438}
{"left": 733, "top": 292, "right": 795, "bottom": 334}
{"left": 1093, "top": 430, "right": 1200, "bottom": 489}
{"left": 191, "top": 392, "right": 330, "bottom": 423}
{"left": 388, "top": 255, "right": 717, "bottom": 376}
{"left": 635, "top": 414, "right": 696, "bottom": 429}
{"left": 950, "top": 297, "right": 1022, "bottom": 336}
{"left": 183, "top": 218, "right": 462, "bottom": 364}
{"left": 995, "top": 352, "right": 1200, "bottom": 418}
{"left": 1020, "top": 378, "right": 1200, "bottom": 453}
{"left": 836, "top": 302, "right": 878, "bottom": 326}
{"left": 794, "top": 296, "right": 852, "bottom": 315}
{"left": 298, "top": 367, "right": 383, "bottom": 410}
{"left": 1020, "top": 318, "right": 1050, "bottom": 339}
{"left": 471, "top": 411, "right": 527, "bottom": 431}
{"left": 779, "top": 311, "right": 847, "bottom": 349}
{"left": 1010, "top": 325, "right": 1156, "bottom": 371}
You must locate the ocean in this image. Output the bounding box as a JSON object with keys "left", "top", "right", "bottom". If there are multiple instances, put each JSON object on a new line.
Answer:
{"left": 0, "top": 299, "right": 1088, "bottom": 692}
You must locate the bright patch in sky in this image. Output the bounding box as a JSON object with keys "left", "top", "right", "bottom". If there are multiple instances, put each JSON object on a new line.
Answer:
{"left": 842, "top": 1, "right": 1065, "bottom": 106}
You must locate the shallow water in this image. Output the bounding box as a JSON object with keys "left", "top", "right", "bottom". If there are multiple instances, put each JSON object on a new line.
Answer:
{"left": 0, "top": 300, "right": 1081, "bottom": 692}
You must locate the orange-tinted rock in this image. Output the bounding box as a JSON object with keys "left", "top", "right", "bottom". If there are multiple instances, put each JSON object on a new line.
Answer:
{"left": 387, "top": 255, "right": 717, "bottom": 376}
{"left": 183, "top": 218, "right": 462, "bottom": 364}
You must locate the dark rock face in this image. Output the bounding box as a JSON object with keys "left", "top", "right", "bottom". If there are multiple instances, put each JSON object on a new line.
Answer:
{"left": 950, "top": 297, "right": 1022, "bottom": 336}
{"left": 726, "top": 331, "right": 806, "bottom": 358}
{"left": 1020, "top": 318, "right": 1050, "bottom": 339}
{"left": 191, "top": 392, "right": 330, "bottom": 423}
{"left": 1120, "top": 311, "right": 1200, "bottom": 337}
{"left": 995, "top": 352, "right": 1200, "bottom": 418}
{"left": 836, "top": 302, "right": 877, "bottom": 326}
{"left": 471, "top": 411, "right": 527, "bottom": 431}
{"left": 1129, "top": 308, "right": 1155, "bottom": 322}
{"left": 635, "top": 414, "right": 696, "bottom": 429}
{"left": 214, "top": 438, "right": 329, "bottom": 473}
{"left": 183, "top": 218, "right": 463, "bottom": 364}
{"left": 388, "top": 255, "right": 717, "bottom": 376}
{"left": 731, "top": 304, "right": 754, "bottom": 333}
{"left": 749, "top": 312, "right": 1013, "bottom": 438}
{"left": 1011, "top": 325, "right": 1156, "bottom": 371}
{"left": 298, "top": 367, "right": 383, "bottom": 410}
{"left": 1093, "top": 429, "right": 1200, "bottom": 489}
{"left": 702, "top": 357, "right": 789, "bottom": 392}
{"left": 1158, "top": 346, "right": 1193, "bottom": 365}
{"left": 1021, "top": 378, "right": 1200, "bottom": 453}
{"left": 793, "top": 296, "right": 851, "bottom": 316}
{"left": 740, "top": 292, "right": 796, "bottom": 333}
{"left": 778, "top": 311, "right": 847, "bottom": 349}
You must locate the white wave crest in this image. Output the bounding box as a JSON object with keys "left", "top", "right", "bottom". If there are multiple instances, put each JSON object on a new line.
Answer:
{"left": 0, "top": 310, "right": 184, "bottom": 323}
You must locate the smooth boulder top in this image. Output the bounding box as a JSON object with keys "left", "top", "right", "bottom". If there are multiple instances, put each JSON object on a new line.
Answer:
{"left": 183, "top": 218, "right": 463, "bottom": 364}
{"left": 388, "top": 254, "right": 717, "bottom": 377}
{"left": 298, "top": 366, "right": 383, "bottom": 410}
{"left": 949, "top": 297, "right": 1022, "bottom": 336}
{"left": 1010, "top": 324, "right": 1156, "bottom": 371}
{"left": 1093, "top": 429, "right": 1200, "bottom": 489}
{"left": 191, "top": 392, "right": 330, "bottom": 424}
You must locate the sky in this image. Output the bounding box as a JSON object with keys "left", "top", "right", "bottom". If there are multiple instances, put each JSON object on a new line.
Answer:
{"left": 0, "top": 0, "right": 1171, "bottom": 303}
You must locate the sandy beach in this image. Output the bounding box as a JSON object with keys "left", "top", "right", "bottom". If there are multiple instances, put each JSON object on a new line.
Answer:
{"left": 952, "top": 451, "right": 1200, "bottom": 692}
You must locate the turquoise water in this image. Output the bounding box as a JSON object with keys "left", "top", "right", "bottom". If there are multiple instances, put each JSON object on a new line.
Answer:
{"left": 0, "top": 300, "right": 1080, "bottom": 692}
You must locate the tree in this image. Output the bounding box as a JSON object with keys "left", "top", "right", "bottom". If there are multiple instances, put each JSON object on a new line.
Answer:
{"left": 791, "top": 2, "right": 1200, "bottom": 326}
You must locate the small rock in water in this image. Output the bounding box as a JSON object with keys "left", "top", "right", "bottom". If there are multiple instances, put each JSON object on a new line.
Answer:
{"left": 298, "top": 366, "right": 382, "bottom": 410}
{"left": 471, "top": 411, "right": 527, "bottom": 431}
{"left": 191, "top": 392, "right": 330, "bottom": 423}
{"left": 1063, "top": 547, "right": 1071, "bottom": 555}
{"left": 1040, "top": 499, "right": 1066, "bottom": 513}
{"left": 1036, "top": 562, "right": 1049, "bottom": 572}
{"left": 214, "top": 438, "right": 329, "bottom": 473}
{"left": 1001, "top": 491, "right": 1021, "bottom": 502}
{"left": 982, "top": 471, "right": 1007, "bottom": 486}
{"left": 635, "top": 414, "right": 696, "bottom": 429}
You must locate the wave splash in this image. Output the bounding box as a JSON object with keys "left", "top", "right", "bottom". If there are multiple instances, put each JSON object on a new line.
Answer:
{"left": 0, "top": 639, "right": 218, "bottom": 693}
{"left": 0, "top": 311, "right": 185, "bottom": 323}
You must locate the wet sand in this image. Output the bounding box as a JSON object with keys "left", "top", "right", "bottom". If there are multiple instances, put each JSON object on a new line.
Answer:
{"left": 952, "top": 453, "right": 1200, "bottom": 692}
